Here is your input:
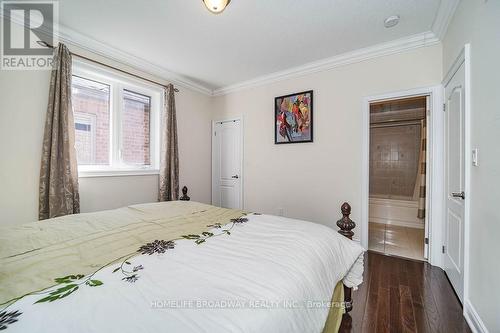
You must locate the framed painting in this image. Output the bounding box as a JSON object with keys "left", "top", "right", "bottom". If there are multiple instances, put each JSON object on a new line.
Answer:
{"left": 275, "top": 90, "right": 313, "bottom": 144}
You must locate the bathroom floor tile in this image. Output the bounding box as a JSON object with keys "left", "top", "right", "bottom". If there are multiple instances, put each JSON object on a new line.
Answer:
{"left": 369, "top": 222, "right": 386, "bottom": 231}
{"left": 368, "top": 223, "right": 425, "bottom": 261}
{"left": 368, "top": 223, "right": 385, "bottom": 253}
{"left": 385, "top": 244, "right": 415, "bottom": 259}
{"left": 368, "top": 241, "right": 385, "bottom": 253}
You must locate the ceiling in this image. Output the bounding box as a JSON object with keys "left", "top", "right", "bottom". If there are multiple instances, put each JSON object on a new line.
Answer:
{"left": 58, "top": 0, "right": 444, "bottom": 92}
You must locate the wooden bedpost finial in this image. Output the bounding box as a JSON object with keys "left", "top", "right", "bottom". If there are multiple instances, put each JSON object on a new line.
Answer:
{"left": 180, "top": 186, "right": 190, "bottom": 201}
{"left": 337, "top": 202, "right": 355, "bottom": 313}
{"left": 337, "top": 202, "right": 355, "bottom": 240}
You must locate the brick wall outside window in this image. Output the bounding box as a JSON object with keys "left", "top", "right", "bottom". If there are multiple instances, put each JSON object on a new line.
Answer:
{"left": 72, "top": 76, "right": 153, "bottom": 168}
{"left": 122, "top": 91, "right": 151, "bottom": 165}
{"left": 72, "top": 79, "right": 110, "bottom": 165}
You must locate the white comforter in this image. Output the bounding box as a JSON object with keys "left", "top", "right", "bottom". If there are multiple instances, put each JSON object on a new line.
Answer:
{"left": 4, "top": 214, "right": 364, "bottom": 333}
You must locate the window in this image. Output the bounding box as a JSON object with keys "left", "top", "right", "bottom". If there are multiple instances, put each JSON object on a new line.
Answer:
{"left": 122, "top": 90, "right": 151, "bottom": 166}
{"left": 72, "top": 76, "right": 109, "bottom": 166}
{"left": 72, "top": 60, "right": 161, "bottom": 176}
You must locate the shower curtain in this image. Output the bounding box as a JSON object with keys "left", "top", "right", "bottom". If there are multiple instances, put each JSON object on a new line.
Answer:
{"left": 414, "top": 119, "right": 426, "bottom": 219}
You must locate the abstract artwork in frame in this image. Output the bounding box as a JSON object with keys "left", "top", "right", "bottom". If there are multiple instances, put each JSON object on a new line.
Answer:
{"left": 275, "top": 90, "right": 313, "bottom": 144}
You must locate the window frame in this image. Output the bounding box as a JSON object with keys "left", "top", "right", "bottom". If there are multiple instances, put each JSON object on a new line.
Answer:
{"left": 72, "top": 59, "right": 162, "bottom": 178}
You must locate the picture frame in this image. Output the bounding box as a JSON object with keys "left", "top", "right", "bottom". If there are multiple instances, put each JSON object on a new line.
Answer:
{"left": 274, "top": 90, "right": 313, "bottom": 144}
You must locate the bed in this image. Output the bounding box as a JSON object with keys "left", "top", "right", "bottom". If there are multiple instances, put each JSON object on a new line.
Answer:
{"left": 0, "top": 187, "right": 364, "bottom": 332}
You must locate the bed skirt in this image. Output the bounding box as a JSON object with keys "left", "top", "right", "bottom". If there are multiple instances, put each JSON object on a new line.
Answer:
{"left": 322, "top": 281, "right": 345, "bottom": 333}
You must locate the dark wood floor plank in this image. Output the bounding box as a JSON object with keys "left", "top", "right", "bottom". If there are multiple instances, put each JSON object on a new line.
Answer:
{"left": 376, "top": 259, "right": 391, "bottom": 333}
{"left": 376, "top": 287, "right": 390, "bottom": 333}
{"left": 429, "top": 267, "right": 472, "bottom": 333}
{"left": 412, "top": 261, "right": 441, "bottom": 333}
{"left": 399, "top": 285, "right": 417, "bottom": 332}
{"left": 388, "top": 259, "right": 402, "bottom": 333}
{"left": 360, "top": 253, "right": 381, "bottom": 333}
{"left": 339, "top": 252, "right": 471, "bottom": 333}
{"left": 405, "top": 260, "right": 432, "bottom": 333}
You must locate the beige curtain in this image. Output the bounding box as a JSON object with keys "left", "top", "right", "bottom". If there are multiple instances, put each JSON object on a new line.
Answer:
{"left": 158, "top": 84, "right": 179, "bottom": 201}
{"left": 39, "top": 43, "right": 80, "bottom": 220}
{"left": 413, "top": 119, "right": 427, "bottom": 219}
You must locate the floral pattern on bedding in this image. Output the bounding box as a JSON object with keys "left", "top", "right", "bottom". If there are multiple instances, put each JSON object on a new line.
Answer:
{"left": 0, "top": 310, "right": 21, "bottom": 331}
{"left": 0, "top": 214, "right": 251, "bottom": 331}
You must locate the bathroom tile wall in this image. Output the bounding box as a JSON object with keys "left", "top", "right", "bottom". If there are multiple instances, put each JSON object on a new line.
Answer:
{"left": 369, "top": 124, "right": 421, "bottom": 198}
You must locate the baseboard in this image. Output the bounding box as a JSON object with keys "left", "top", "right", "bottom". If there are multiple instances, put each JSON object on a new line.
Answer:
{"left": 464, "top": 299, "right": 489, "bottom": 333}
{"left": 369, "top": 218, "right": 425, "bottom": 229}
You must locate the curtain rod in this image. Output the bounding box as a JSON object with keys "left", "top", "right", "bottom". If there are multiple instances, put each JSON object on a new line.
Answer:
{"left": 370, "top": 120, "right": 422, "bottom": 129}
{"left": 38, "top": 41, "right": 179, "bottom": 92}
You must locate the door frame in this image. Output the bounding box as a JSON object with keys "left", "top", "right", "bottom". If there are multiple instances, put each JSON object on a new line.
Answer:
{"left": 211, "top": 116, "right": 244, "bottom": 209}
{"left": 443, "top": 44, "right": 471, "bottom": 308}
{"left": 361, "top": 85, "right": 444, "bottom": 267}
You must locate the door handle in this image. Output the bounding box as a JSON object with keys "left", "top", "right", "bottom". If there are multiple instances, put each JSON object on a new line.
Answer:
{"left": 451, "top": 191, "right": 465, "bottom": 199}
{"left": 231, "top": 175, "right": 239, "bottom": 179}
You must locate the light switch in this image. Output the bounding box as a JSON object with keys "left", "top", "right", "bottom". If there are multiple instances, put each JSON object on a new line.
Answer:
{"left": 472, "top": 149, "right": 479, "bottom": 166}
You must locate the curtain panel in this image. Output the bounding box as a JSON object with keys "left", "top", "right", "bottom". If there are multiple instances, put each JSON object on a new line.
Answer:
{"left": 158, "top": 84, "right": 179, "bottom": 201}
{"left": 414, "top": 119, "right": 427, "bottom": 219}
{"left": 39, "top": 43, "right": 80, "bottom": 220}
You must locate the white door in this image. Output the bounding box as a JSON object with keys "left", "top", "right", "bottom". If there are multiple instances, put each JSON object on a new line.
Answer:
{"left": 212, "top": 120, "right": 242, "bottom": 209}
{"left": 443, "top": 61, "right": 466, "bottom": 302}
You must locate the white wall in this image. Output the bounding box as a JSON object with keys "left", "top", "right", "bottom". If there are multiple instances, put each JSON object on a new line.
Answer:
{"left": 78, "top": 175, "right": 159, "bottom": 212}
{"left": 442, "top": 1, "right": 500, "bottom": 331}
{"left": 0, "top": 42, "right": 212, "bottom": 225}
{"left": 212, "top": 45, "right": 442, "bottom": 236}
{"left": 176, "top": 86, "right": 213, "bottom": 204}
{"left": 0, "top": 69, "right": 49, "bottom": 225}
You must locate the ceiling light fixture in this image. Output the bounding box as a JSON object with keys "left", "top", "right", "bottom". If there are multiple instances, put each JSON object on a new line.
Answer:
{"left": 384, "top": 15, "right": 400, "bottom": 28}
{"left": 202, "top": 0, "right": 231, "bottom": 14}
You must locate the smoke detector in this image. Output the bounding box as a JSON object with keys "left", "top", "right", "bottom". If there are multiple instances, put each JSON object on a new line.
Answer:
{"left": 384, "top": 15, "right": 400, "bottom": 28}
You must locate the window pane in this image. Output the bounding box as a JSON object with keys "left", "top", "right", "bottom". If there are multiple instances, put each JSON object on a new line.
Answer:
{"left": 122, "top": 89, "right": 151, "bottom": 166}
{"left": 72, "top": 76, "right": 110, "bottom": 165}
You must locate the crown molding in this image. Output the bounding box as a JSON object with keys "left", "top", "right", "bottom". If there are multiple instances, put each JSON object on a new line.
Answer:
{"left": 431, "top": 0, "right": 460, "bottom": 40}
{"left": 3, "top": 8, "right": 452, "bottom": 98}
{"left": 212, "top": 31, "right": 439, "bottom": 96}
{"left": 57, "top": 24, "right": 213, "bottom": 95}
{"left": 0, "top": 12, "right": 213, "bottom": 95}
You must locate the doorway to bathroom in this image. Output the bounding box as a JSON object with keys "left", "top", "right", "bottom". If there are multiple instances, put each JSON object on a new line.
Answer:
{"left": 367, "top": 96, "right": 429, "bottom": 261}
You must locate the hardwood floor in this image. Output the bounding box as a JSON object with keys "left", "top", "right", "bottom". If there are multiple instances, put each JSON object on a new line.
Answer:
{"left": 339, "top": 252, "right": 471, "bottom": 333}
